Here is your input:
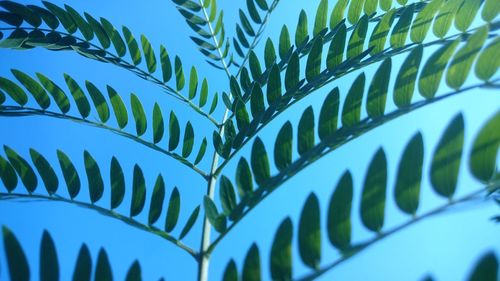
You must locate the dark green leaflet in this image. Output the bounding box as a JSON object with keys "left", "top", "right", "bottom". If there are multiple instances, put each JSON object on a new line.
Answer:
{"left": 4, "top": 145, "right": 37, "bottom": 193}
{"left": 270, "top": 218, "right": 293, "bottom": 280}
{"left": 2, "top": 226, "right": 30, "bottom": 281}
{"left": 130, "top": 164, "right": 146, "bottom": 217}
{"left": 40, "top": 231, "right": 59, "bottom": 281}
{"left": 29, "top": 148, "right": 58, "bottom": 195}
{"left": 57, "top": 150, "right": 80, "bottom": 199}
{"left": 84, "top": 151, "right": 104, "bottom": 204}
{"left": 393, "top": 45, "right": 423, "bottom": 108}
{"left": 72, "top": 244, "right": 91, "bottom": 281}
{"left": 242, "top": 244, "right": 261, "bottom": 281}
{"left": 110, "top": 156, "right": 125, "bottom": 209}
{"left": 299, "top": 193, "right": 321, "bottom": 269}
{"left": 328, "top": 171, "right": 353, "bottom": 250}
{"left": 360, "top": 148, "right": 387, "bottom": 232}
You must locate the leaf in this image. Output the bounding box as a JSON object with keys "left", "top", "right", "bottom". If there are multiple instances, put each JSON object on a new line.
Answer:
{"left": 264, "top": 39, "right": 276, "bottom": 68}
{"left": 100, "top": 18, "right": 127, "bottom": 57}
{"left": 72, "top": 244, "right": 91, "bottom": 281}
{"left": 130, "top": 164, "right": 146, "bottom": 217}
{"left": 328, "top": 171, "right": 353, "bottom": 251}
{"left": 85, "top": 81, "right": 110, "bottom": 123}
{"left": 299, "top": 193, "right": 321, "bottom": 269}
{"left": 481, "top": 0, "right": 500, "bottom": 22}
{"left": 57, "top": 150, "right": 80, "bottom": 199}
{"left": 380, "top": 0, "right": 392, "bottom": 10}
{"left": 188, "top": 66, "right": 198, "bottom": 100}
{"left": 64, "top": 74, "right": 91, "bottom": 118}
{"left": 181, "top": 122, "right": 194, "bottom": 158}
{"left": 250, "top": 86, "right": 265, "bottom": 119}
{"left": 347, "top": 15, "right": 368, "bottom": 59}
{"left": 433, "top": 0, "right": 462, "bottom": 38}
{"left": 220, "top": 175, "right": 237, "bottom": 216}
{"left": 274, "top": 121, "right": 293, "bottom": 171}
{"left": 83, "top": 151, "right": 104, "bottom": 204}
{"left": 313, "top": 0, "right": 328, "bottom": 36}
{"left": 247, "top": 0, "right": 261, "bottom": 23}
{"left": 110, "top": 156, "right": 125, "bottom": 209}
{"left": 236, "top": 157, "right": 253, "bottom": 199}
{"left": 36, "top": 73, "right": 70, "bottom": 113}
{"left": 330, "top": 0, "right": 348, "bottom": 28}
{"left": 390, "top": 4, "right": 414, "bottom": 49}
{"left": 474, "top": 37, "right": 500, "bottom": 82}
{"left": 230, "top": 76, "right": 242, "bottom": 101}
{"left": 305, "top": 37, "right": 323, "bottom": 82}
{"left": 285, "top": 51, "right": 300, "bottom": 91}
{"left": 0, "top": 155, "right": 17, "bottom": 192}
{"left": 2, "top": 226, "right": 30, "bottom": 281}
{"left": 242, "top": 243, "right": 260, "bottom": 281}
{"left": 295, "top": 10, "right": 308, "bottom": 47}
{"left": 394, "top": 132, "right": 424, "bottom": 215}
{"left": 130, "top": 93, "right": 147, "bottom": 136}
{"left": 418, "top": 38, "right": 460, "bottom": 99}
{"left": 369, "top": 9, "right": 396, "bottom": 55}
{"left": 267, "top": 64, "right": 281, "bottom": 107}
{"left": 361, "top": 148, "right": 387, "bottom": 232}
{"left": 347, "top": 0, "right": 365, "bottom": 25}
{"left": 141, "top": 34, "right": 156, "bottom": 73}
{"left": 364, "top": 0, "right": 378, "bottom": 15}
{"left": 2, "top": 2, "right": 41, "bottom": 26}
{"left": 194, "top": 138, "right": 207, "bottom": 165}
{"left": 29, "top": 148, "right": 58, "bottom": 195}
{"left": 469, "top": 111, "right": 500, "bottom": 182}
{"left": 0, "top": 28, "right": 28, "bottom": 49}
{"left": 454, "top": 0, "right": 481, "bottom": 32}
{"left": 168, "top": 111, "right": 181, "bottom": 151}
{"left": 327, "top": 23, "right": 346, "bottom": 70}
{"left": 175, "top": 56, "right": 185, "bottom": 91}
{"left": 235, "top": 101, "right": 250, "bottom": 132}
{"left": 467, "top": 252, "right": 498, "bottom": 281}
{"left": 203, "top": 196, "right": 226, "bottom": 232}
{"left": 249, "top": 51, "right": 262, "bottom": 81}
{"left": 122, "top": 26, "right": 142, "bottom": 65}
{"left": 65, "top": 5, "right": 93, "bottom": 41}
{"left": 165, "top": 187, "right": 181, "bottom": 232}
{"left": 11, "top": 69, "right": 50, "bottom": 109}
{"left": 446, "top": 26, "right": 488, "bottom": 90}
{"left": 4, "top": 145, "right": 37, "bottom": 193}
{"left": 95, "top": 248, "right": 113, "bottom": 281}
{"left": 179, "top": 205, "right": 200, "bottom": 239}
{"left": 366, "top": 58, "right": 391, "bottom": 119}
{"left": 298, "top": 106, "right": 315, "bottom": 156}
{"left": 84, "top": 12, "right": 110, "bottom": 48}
{"left": 279, "top": 25, "right": 291, "bottom": 60}
{"left": 393, "top": 45, "right": 423, "bottom": 108}
{"left": 43, "top": 1, "right": 76, "bottom": 33}
{"left": 410, "top": 0, "right": 444, "bottom": 43}
{"left": 270, "top": 218, "right": 293, "bottom": 280}
{"left": 342, "top": 73, "right": 365, "bottom": 127}
{"left": 251, "top": 137, "right": 270, "bottom": 186}
{"left": 106, "top": 85, "right": 128, "bottom": 129}
{"left": 40, "top": 230, "right": 59, "bottom": 281}
{"left": 223, "top": 259, "right": 238, "bottom": 281}
{"left": 239, "top": 9, "right": 255, "bottom": 36}
{"left": 125, "top": 261, "right": 141, "bottom": 281}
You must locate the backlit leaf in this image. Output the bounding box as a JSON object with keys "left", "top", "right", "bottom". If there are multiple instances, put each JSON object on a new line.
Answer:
{"left": 251, "top": 137, "right": 270, "bottom": 186}
{"left": 57, "top": 150, "right": 80, "bottom": 199}
{"left": 110, "top": 156, "right": 125, "bottom": 209}
{"left": 165, "top": 187, "right": 181, "bottom": 232}
{"left": 130, "top": 93, "right": 147, "bottom": 136}
{"left": 469, "top": 111, "right": 500, "bottom": 182}
{"left": 5, "top": 145, "right": 37, "bottom": 193}
{"left": 342, "top": 73, "right": 365, "bottom": 127}
{"left": 328, "top": 171, "right": 353, "bottom": 251}
{"left": 298, "top": 106, "right": 315, "bottom": 156}
{"left": 83, "top": 151, "right": 104, "bottom": 204}
{"left": 393, "top": 45, "right": 423, "bottom": 108}
{"left": 274, "top": 121, "right": 293, "bottom": 171}
{"left": 270, "top": 218, "right": 293, "bottom": 280}
{"left": 299, "top": 193, "right": 321, "bottom": 269}
{"left": 361, "top": 148, "right": 387, "bottom": 232}
{"left": 130, "top": 164, "right": 146, "bottom": 217}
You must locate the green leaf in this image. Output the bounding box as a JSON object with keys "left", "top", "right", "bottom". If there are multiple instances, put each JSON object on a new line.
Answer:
{"left": 84, "top": 12, "right": 110, "bottom": 48}
{"left": 330, "top": 0, "right": 349, "bottom": 28}
{"left": 147, "top": 175, "right": 165, "bottom": 225}
{"left": 249, "top": 51, "right": 262, "bottom": 81}
{"left": 364, "top": 0, "right": 378, "bottom": 15}
{"left": 274, "top": 121, "right": 293, "bottom": 171}
{"left": 130, "top": 164, "right": 146, "bottom": 217}
{"left": 230, "top": 76, "right": 242, "bottom": 101}
{"left": 467, "top": 252, "right": 498, "bottom": 281}
{"left": 0, "top": 10, "right": 23, "bottom": 26}
{"left": 85, "top": 81, "right": 110, "bottom": 123}
{"left": 110, "top": 157, "right": 125, "bottom": 209}
{"left": 72, "top": 244, "right": 91, "bottom": 281}
{"left": 267, "top": 64, "right": 281, "bottom": 107}
{"left": 239, "top": 9, "right": 255, "bottom": 36}
{"left": 264, "top": 39, "right": 276, "bottom": 68}
{"left": 361, "top": 148, "right": 387, "bottom": 232}
{"left": 203, "top": 195, "right": 226, "bottom": 232}
{"left": 2, "top": 226, "right": 30, "bottom": 281}
{"left": 328, "top": 171, "right": 353, "bottom": 251}
{"left": 250, "top": 86, "right": 264, "bottom": 119}
{"left": 165, "top": 187, "right": 181, "bottom": 232}
{"left": 430, "top": 113, "right": 464, "bottom": 198}
{"left": 122, "top": 26, "right": 142, "bottom": 65}
{"left": 299, "top": 193, "right": 321, "bottom": 269}
{"left": 306, "top": 37, "right": 323, "bottom": 82}
{"left": 469, "top": 111, "right": 500, "bottom": 182}
{"left": 223, "top": 259, "right": 238, "bottom": 281}
{"left": 279, "top": 25, "right": 291, "bottom": 60}
{"left": 29, "top": 148, "right": 58, "bottom": 195}
{"left": 1, "top": 1, "right": 41, "bottom": 27}
{"left": 182, "top": 122, "right": 195, "bottom": 158}
{"left": 220, "top": 175, "right": 237, "bottom": 216}
{"left": 40, "top": 230, "right": 59, "bottom": 281}
{"left": 179, "top": 205, "right": 200, "bottom": 239}
{"left": 446, "top": 26, "right": 488, "bottom": 90}
{"left": 433, "top": 0, "right": 462, "bottom": 38}
{"left": 188, "top": 66, "right": 198, "bottom": 100}
{"left": 347, "top": 0, "right": 365, "bottom": 25}
{"left": 100, "top": 18, "right": 127, "bottom": 57}
{"left": 11, "top": 69, "right": 50, "bottom": 109}
{"left": 367, "top": 58, "right": 391, "bottom": 119}
{"left": 393, "top": 45, "right": 423, "bottom": 108}
{"left": 94, "top": 249, "right": 113, "bottom": 281}
{"left": 36, "top": 73, "right": 70, "bottom": 113}
{"left": 251, "top": 137, "right": 270, "bottom": 186}
{"left": 43, "top": 1, "right": 76, "bottom": 33}
{"left": 410, "top": 0, "right": 444, "bottom": 43}
{"left": 295, "top": 10, "right": 308, "bottom": 47}
{"left": 194, "top": 138, "right": 207, "bottom": 165}
{"left": 199, "top": 78, "right": 208, "bottom": 107}
{"left": 168, "top": 111, "right": 181, "bottom": 151}
{"left": 0, "top": 155, "right": 17, "bottom": 192}
{"left": 380, "top": 0, "right": 391, "bottom": 10}
{"left": 242, "top": 243, "right": 261, "bottom": 281}
{"left": 342, "top": 73, "right": 365, "bottom": 127}
{"left": 347, "top": 15, "right": 368, "bottom": 59}
{"left": 64, "top": 5, "right": 93, "bottom": 41}
{"left": 327, "top": 23, "right": 346, "bottom": 70}
{"left": 141, "top": 34, "right": 156, "bottom": 73}
{"left": 64, "top": 74, "right": 91, "bottom": 118}
{"left": 106, "top": 85, "right": 128, "bottom": 129}
{"left": 481, "top": 0, "right": 500, "bottom": 22}
{"left": 175, "top": 56, "right": 185, "bottom": 91}
{"left": 236, "top": 158, "right": 253, "bottom": 198}
{"left": 285, "top": 51, "right": 300, "bottom": 91}
{"left": 130, "top": 93, "right": 147, "bottom": 136}
{"left": 83, "top": 151, "right": 104, "bottom": 204}
{"left": 270, "top": 218, "right": 293, "bottom": 280}
{"left": 247, "top": 0, "right": 261, "bottom": 23}
{"left": 298, "top": 106, "right": 315, "bottom": 156}
{"left": 57, "top": 150, "right": 80, "bottom": 199}
{"left": 369, "top": 9, "right": 395, "bottom": 55}
{"left": 313, "top": 0, "right": 328, "bottom": 36}
{"left": 475, "top": 37, "right": 500, "bottom": 82}
{"left": 125, "top": 261, "right": 141, "bottom": 281}
{"left": 318, "top": 88, "right": 340, "bottom": 141}
{"left": 418, "top": 39, "right": 460, "bottom": 99}
{"left": 0, "top": 28, "right": 28, "bottom": 49}
{"left": 394, "top": 132, "right": 424, "bottom": 215}
{"left": 454, "top": 0, "right": 481, "bottom": 32}
{"left": 390, "top": 4, "right": 414, "bottom": 49}
{"left": 151, "top": 103, "right": 164, "bottom": 144}
{"left": 4, "top": 145, "right": 37, "bottom": 193}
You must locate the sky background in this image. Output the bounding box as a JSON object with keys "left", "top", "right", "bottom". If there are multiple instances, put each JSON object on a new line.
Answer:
{"left": 0, "top": 0, "right": 499, "bottom": 280}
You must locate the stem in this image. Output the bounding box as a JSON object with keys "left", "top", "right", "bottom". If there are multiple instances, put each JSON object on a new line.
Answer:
{"left": 0, "top": 106, "right": 208, "bottom": 178}
{"left": 0, "top": 192, "right": 198, "bottom": 259}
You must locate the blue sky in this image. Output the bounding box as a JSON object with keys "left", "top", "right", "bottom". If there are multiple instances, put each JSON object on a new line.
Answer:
{"left": 0, "top": 0, "right": 499, "bottom": 280}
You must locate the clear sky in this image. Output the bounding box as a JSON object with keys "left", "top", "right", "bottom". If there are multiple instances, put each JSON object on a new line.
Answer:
{"left": 0, "top": 0, "right": 498, "bottom": 280}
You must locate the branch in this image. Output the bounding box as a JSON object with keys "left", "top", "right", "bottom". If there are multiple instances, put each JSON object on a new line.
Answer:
{"left": 0, "top": 192, "right": 198, "bottom": 259}
{"left": 0, "top": 105, "right": 208, "bottom": 178}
